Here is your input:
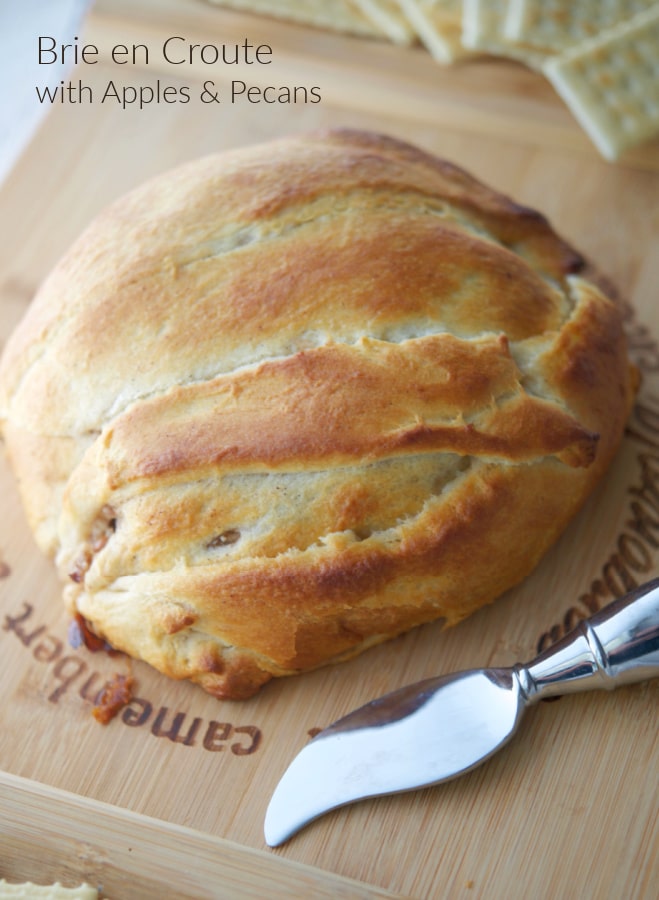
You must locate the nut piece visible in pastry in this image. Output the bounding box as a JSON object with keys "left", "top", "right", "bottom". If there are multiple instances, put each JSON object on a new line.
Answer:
{"left": 0, "top": 130, "right": 637, "bottom": 699}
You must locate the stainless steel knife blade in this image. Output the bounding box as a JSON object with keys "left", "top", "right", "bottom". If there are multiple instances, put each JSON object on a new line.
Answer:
{"left": 264, "top": 577, "right": 659, "bottom": 847}
{"left": 264, "top": 669, "right": 523, "bottom": 847}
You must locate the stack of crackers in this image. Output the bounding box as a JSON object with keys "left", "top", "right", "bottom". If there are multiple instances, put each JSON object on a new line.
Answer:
{"left": 207, "top": 0, "right": 659, "bottom": 161}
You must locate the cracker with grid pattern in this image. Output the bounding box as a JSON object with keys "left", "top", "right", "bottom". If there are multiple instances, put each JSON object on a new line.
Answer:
{"left": 205, "top": 0, "right": 390, "bottom": 38}
{"left": 461, "top": 0, "right": 553, "bottom": 68}
{"left": 543, "top": 5, "right": 659, "bottom": 159}
{"left": 0, "top": 884, "right": 97, "bottom": 900}
{"left": 504, "top": 0, "right": 651, "bottom": 52}
{"left": 395, "top": 0, "right": 473, "bottom": 62}
{"left": 349, "top": 0, "right": 419, "bottom": 44}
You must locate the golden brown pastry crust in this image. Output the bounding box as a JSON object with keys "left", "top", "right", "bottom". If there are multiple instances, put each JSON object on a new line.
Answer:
{"left": 0, "top": 130, "right": 637, "bottom": 699}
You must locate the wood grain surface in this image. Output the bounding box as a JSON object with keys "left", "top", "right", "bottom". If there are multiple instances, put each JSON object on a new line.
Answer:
{"left": 0, "top": 1, "right": 657, "bottom": 897}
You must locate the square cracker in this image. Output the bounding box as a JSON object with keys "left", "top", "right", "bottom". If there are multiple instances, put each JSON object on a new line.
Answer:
{"left": 461, "top": 0, "right": 509, "bottom": 50}
{"left": 349, "top": 0, "right": 419, "bottom": 44}
{"left": 505, "top": 0, "right": 652, "bottom": 52}
{"left": 543, "top": 4, "right": 659, "bottom": 159}
{"left": 396, "top": 0, "right": 474, "bottom": 62}
{"left": 205, "top": 0, "right": 391, "bottom": 38}
{"left": 461, "top": 0, "right": 553, "bottom": 68}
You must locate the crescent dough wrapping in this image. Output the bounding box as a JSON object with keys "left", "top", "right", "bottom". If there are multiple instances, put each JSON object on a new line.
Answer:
{"left": 0, "top": 130, "right": 637, "bottom": 699}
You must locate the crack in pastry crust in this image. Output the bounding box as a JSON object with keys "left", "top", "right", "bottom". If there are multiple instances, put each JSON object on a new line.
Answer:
{"left": 0, "top": 129, "right": 637, "bottom": 698}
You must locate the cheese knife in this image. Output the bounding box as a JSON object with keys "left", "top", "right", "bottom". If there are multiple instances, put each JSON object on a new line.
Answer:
{"left": 264, "top": 577, "right": 659, "bottom": 846}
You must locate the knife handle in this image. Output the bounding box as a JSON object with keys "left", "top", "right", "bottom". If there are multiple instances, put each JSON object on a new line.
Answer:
{"left": 516, "top": 576, "right": 659, "bottom": 703}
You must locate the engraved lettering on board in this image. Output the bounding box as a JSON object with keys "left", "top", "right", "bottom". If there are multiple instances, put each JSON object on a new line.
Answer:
{"left": 1, "top": 603, "right": 262, "bottom": 754}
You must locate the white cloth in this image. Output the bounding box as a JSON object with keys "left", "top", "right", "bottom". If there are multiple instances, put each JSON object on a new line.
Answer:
{"left": 0, "top": 0, "right": 92, "bottom": 185}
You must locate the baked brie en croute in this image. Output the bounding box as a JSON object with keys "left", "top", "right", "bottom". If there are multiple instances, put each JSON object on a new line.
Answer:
{"left": 0, "top": 130, "right": 637, "bottom": 699}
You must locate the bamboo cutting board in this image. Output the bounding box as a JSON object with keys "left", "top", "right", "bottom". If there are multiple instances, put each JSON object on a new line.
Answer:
{"left": 1, "top": 1, "right": 658, "bottom": 897}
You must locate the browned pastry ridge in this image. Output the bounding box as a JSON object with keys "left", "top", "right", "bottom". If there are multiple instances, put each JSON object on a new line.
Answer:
{"left": 0, "top": 129, "right": 637, "bottom": 699}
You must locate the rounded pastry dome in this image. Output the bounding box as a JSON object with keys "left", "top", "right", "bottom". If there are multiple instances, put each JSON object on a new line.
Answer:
{"left": 0, "top": 130, "right": 637, "bottom": 698}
